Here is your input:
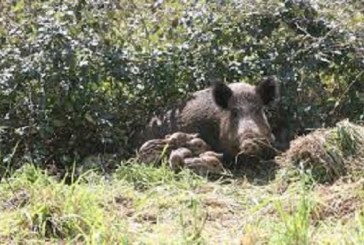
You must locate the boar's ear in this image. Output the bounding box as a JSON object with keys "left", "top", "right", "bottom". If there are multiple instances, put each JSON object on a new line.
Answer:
{"left": 256, "top": 77, "right": 279, "bottom": 105}
{"left": 212, "top": 81, "right": 233, "bottom": 109}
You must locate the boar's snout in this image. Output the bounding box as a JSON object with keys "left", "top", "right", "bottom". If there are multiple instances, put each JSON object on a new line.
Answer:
{"left": 238, "top": 133, "right": 276, "bottom": 158}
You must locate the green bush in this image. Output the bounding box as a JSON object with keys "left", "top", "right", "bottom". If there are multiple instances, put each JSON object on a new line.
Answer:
{"left": 0, "top": 0, "right": 363, "bottom": 172}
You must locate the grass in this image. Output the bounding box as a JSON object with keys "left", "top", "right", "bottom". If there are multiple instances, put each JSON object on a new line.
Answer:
{"left": 0, "top": 122, "right": 364, "bottom": 244}
{"left": 1, "top": 161, "right": 364, "bottom": 244}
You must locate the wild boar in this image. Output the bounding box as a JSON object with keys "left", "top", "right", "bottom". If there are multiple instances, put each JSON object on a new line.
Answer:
{"left": 168, "top": 147, "right": 193, "bottom": 170}
{"left": 185, "top": 138, "right": 211, "bottom": 155}
{"left": 199, "top": 151, "right": 224, "bottom": 160}
{"left": 137, "top": 138, "right": 170, "bottom": 164}
{"left": 184, "top": 155, "right": 225, "bottom": 175}
{"left": 134, "top": 77, "right": 279, "bottom": 162}
{"left": 165, "top": 132, "right": 199, "bottom": 147}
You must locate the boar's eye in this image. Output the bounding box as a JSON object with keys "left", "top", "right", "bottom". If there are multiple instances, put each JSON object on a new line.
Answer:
{"left": 231, "top": 108, "right": 239, "bottom": 118}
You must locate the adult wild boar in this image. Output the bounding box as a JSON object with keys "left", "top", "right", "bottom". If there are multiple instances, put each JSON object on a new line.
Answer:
{"left": 135, "top": 77, "right": 279, "bottom": 161}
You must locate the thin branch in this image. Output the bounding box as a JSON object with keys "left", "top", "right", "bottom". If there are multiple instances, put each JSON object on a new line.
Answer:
{"left": 328, "top": 70, "right": 364, "bottom": 117}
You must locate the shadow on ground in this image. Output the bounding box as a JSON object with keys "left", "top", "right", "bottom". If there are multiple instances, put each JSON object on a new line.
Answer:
{"left": 218, "top": 154, "right": 280, "bottom": 186}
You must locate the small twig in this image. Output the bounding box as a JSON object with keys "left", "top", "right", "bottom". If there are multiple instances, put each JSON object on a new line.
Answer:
{"left": 294, "top": 23, "right": 314, "bottom": 38}
{"left": 291, "top": 25, "right": 338, "bottom": 61}
{"left": 3, "top": 140, "right": 21, "bottom": 178}
{"left": 327, "top": 70, "right": 364, "bottom": 117}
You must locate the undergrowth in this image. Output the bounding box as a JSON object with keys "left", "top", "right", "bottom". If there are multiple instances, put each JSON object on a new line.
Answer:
{"left": 1, "top": 158, "right": 364, "bottom": 244}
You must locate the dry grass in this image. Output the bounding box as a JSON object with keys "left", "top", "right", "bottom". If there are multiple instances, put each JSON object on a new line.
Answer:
{"left": 277, "top": 119, "right": 364, "bottom": 183}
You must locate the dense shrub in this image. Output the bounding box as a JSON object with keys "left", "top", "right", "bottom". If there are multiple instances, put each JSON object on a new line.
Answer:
{"left": 0, "top": 0, "right": 363, "bottom": 172}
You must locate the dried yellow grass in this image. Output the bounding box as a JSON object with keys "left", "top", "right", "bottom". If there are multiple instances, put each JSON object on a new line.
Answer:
{"left": 277, "top": 120, "right": 364, "bottom": 183}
